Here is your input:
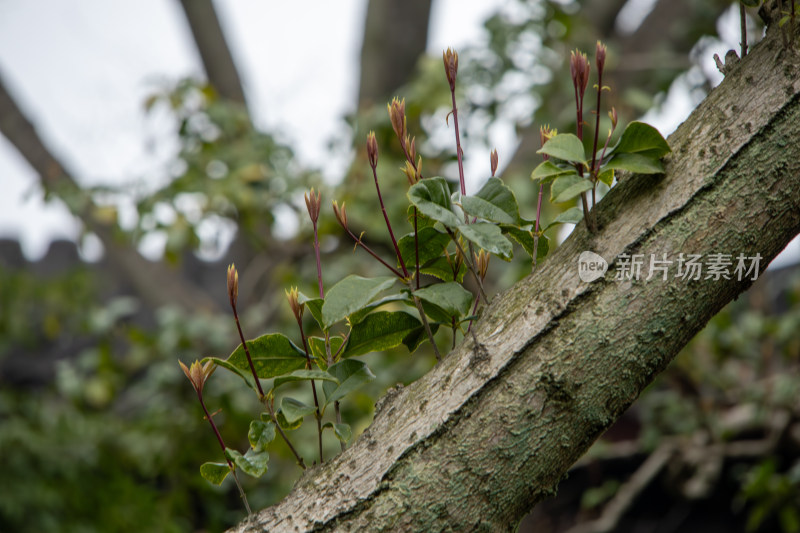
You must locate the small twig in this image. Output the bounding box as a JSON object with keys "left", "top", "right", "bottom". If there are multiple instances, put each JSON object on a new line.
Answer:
{"left": 740, "top": 2, "right": 748, "bottom": 58}
{"left": 448, "top": 230, "right": 488, "bottom": 304}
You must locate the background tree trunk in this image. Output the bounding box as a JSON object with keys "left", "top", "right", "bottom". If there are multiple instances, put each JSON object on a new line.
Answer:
{"left": 357, "top": 0, "right": 433, "bottom": 108}
{"left": 177, "top": 0, "right": 248, "bottom": 108}
{"left": 230, "top": 16, "right": 800, "bottom": 532}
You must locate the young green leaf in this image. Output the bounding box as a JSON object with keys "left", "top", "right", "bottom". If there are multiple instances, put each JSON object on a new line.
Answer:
{"left": 537, "top": 133, "right": 586, "bottom": 163}
{"left": 550, "top": 175, "right": 594, "bottom": 203}
{"left": 203, "top": 333, "right": 307, "bottom": 388}
{"left": 321, "top": 275, "right": 397, "bottom": 328}
{"left": 323, "top": 422, "right": 352, "bottom": 443}
{"left": 607, "top": 121, "right": 670, "bottom": 159}
{"left": 275, "top": 409, "right": 302, "bottom": 430}
{"left": 419, "top": 255, "right": 466, "bottom": 283}
{"left": 531, "top": 160, "right": 578, "bottom": 183}
{"left": 413, "top": 282, "right": 474, "bottom": 319}
{"left": 397, "top": 227, "right": 451, "bottom": 269}
{"left": 225, "top": 448, "right": 269, "bottom": 478}
{"left": 323, "top": 359, "right": 376, "bottom": 406}
{"left": 279, "top": 397, "right": 318, "bottom": 424}
{"left": 402, "top": 322, "right": 440, "bottom": 352}
{"left": 602, "top": 153, "right": 664, "bottom": 174}
{"left": 343, "top": 311, "right": 422, "bottom": 357}
{"left": 457, "top": 222, "right": 513, "bottom": 260}
{"left": 407, "top": 177, "right": 462, "bottom": 228}
{"left": 457, "top": 177, "right": 520, "bottom": 224}
{"left": 545, "top": 207, "right": 584, "bottom": 230}
{"left": 297, "top": 292, "right": 324, "bottom": 330}
{"left": 248, "top": 420, "right": 276, "bottom": 451}
{"left": 200, "top": 462, "right": 231, "bottom": 485}
{"left": 307, "top": 335, "right": 345, "bottom": 369}
{"left": 347, "top": 293, "right": 411, "bottom": 326}
{"left": 272, "top": 369, "right": 339, "bottom": 392}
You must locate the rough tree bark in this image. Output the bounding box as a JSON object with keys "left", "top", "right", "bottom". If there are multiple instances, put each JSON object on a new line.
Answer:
{"left": 231, "top": 11, "right": 800, "bottom": 533}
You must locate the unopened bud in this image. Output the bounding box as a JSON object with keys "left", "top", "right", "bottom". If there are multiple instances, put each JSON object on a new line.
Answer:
{"left": 608, "top": 107, "right": 618, "bottom": 130}
{"left": 490, "top": 149, "right": 499, "bottom": 177}
{"left": 402, "top": 160, "right": 418, "bottom": 186}
{"left": 304, "top": 188, "right": 321, "bottom": 224}
{"left": 285, "top": 286, "right": 304, "bottom": 324}
{"left": 387, "top": 97, "right": 406, "bottom": 140}
{"left": 570, "top": 50, "right": 590, "bottom": 96}
{"left": 443, "top": 47, "right": 459, "bottom": 90}
{"left": 539, "top": 125, "right": 557, "bottom": 161}
{"left": 366, "top": 131, "right": 379, "bottom": 169}
{"left": 595, "top": 41, "right": 607, "bottom": 76}
{"left": 406, "top": 135, "right": 416, "bottom": 163}
{"left": 332, "top": 200, "right": 348, "bottom": 228}
{"left": 474, "top": 250, "right": 490, "bottom": 280}
{"left": 227, "top": 263, "right": 239, "bottom": 308}
{"left": 179, "top": 359, "right": 216, "bottom": 394}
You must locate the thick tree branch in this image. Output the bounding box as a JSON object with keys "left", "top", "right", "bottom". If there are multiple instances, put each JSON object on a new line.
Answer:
{"left": 177, "top": 0, "right": 248, "bottom": 108}
{"left": 231, "top": 16, "right": 800, "bottom": 532}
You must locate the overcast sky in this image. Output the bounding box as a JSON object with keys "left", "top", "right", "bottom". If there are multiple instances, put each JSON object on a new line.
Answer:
{"left": 0, "top": 0, "right": 796, "bottom": 267}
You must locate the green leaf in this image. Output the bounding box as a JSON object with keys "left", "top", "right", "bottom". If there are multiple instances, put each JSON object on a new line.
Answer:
{"left": 344, "top": 311, "right": 422, "bottom": 357}
{"left": 550, "top": 175, "right": 593, "bottom": 203}
{"left": 248, "top": 420, "right": 276, "bottom": 451}
{"left": 323, "top": 422, "right": 352, "bottom": 443}
{"left": 276, "top": 409, "right": 302, "bottom": 430}
{"left": 226, "top": 448, "right": 269, "bottom": 478}
{"left": 535, "top": 235, "right": 550, "bottom": 263}
{"left": 407, "top": 177, "right": 462, "bottom": 227}
{"left": 397, "top": 227, "right": 451, "bottom": 270}
{"left": 407, "top": 205, "right": 436, "bottom": 230}
{"left": 323, "top": 359, "right": 376, "bottom": 405}
{"left": 546, "top": 207, "right": 584, "bottom": 229}
{"left": 402, "top": 322, "right": 440, "bottom": 352}
{"left": 348, "top": 293, "right": 411, "bottom": 326}
{"left": 272, "top": 369, "right": 338, "bottom": 391}
{"left": 280, "top": 397, "right": 318, "bottom": 424}
{"left": 413, "top": 282, "right": 473, "bottom": 318}
{"left": 603, "top": 153, "right": 664, "bottom": 174}
{"left": 500, "top": 224, "right": 534, "bottom": 258}
{"left": 322, "top": 275, "right": 397, "bottom": 328}
{"left": 531, "top": 160, "right": 578, "bottom": 183}
{"left": 200, "top": 462, "right": 230, "bottom": 485}
{"left": 607, "top": 121, "right": 670, "bottom": 159}
{"left": 204, "top": 333, "right": 306, "bottom": 389}
{"left": 297, "top": 292, "right": 324, "bottom": 329}
{"left": 597, "top": 167, "right": 615, "bottom": 186}
{"left": 457, "top": 222, "right": 513, "bottom": 260}
{"left": 419, "top": 255, "right": 466, "bottom": 282}
{"left": 537, "top": 133, "right": 586, "bottom": 163}
{"left": 307, "top": 336, "right": 345, "bottom": 369}
{"left": 457, "top": 177, "right": 520, "bottom": 224}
